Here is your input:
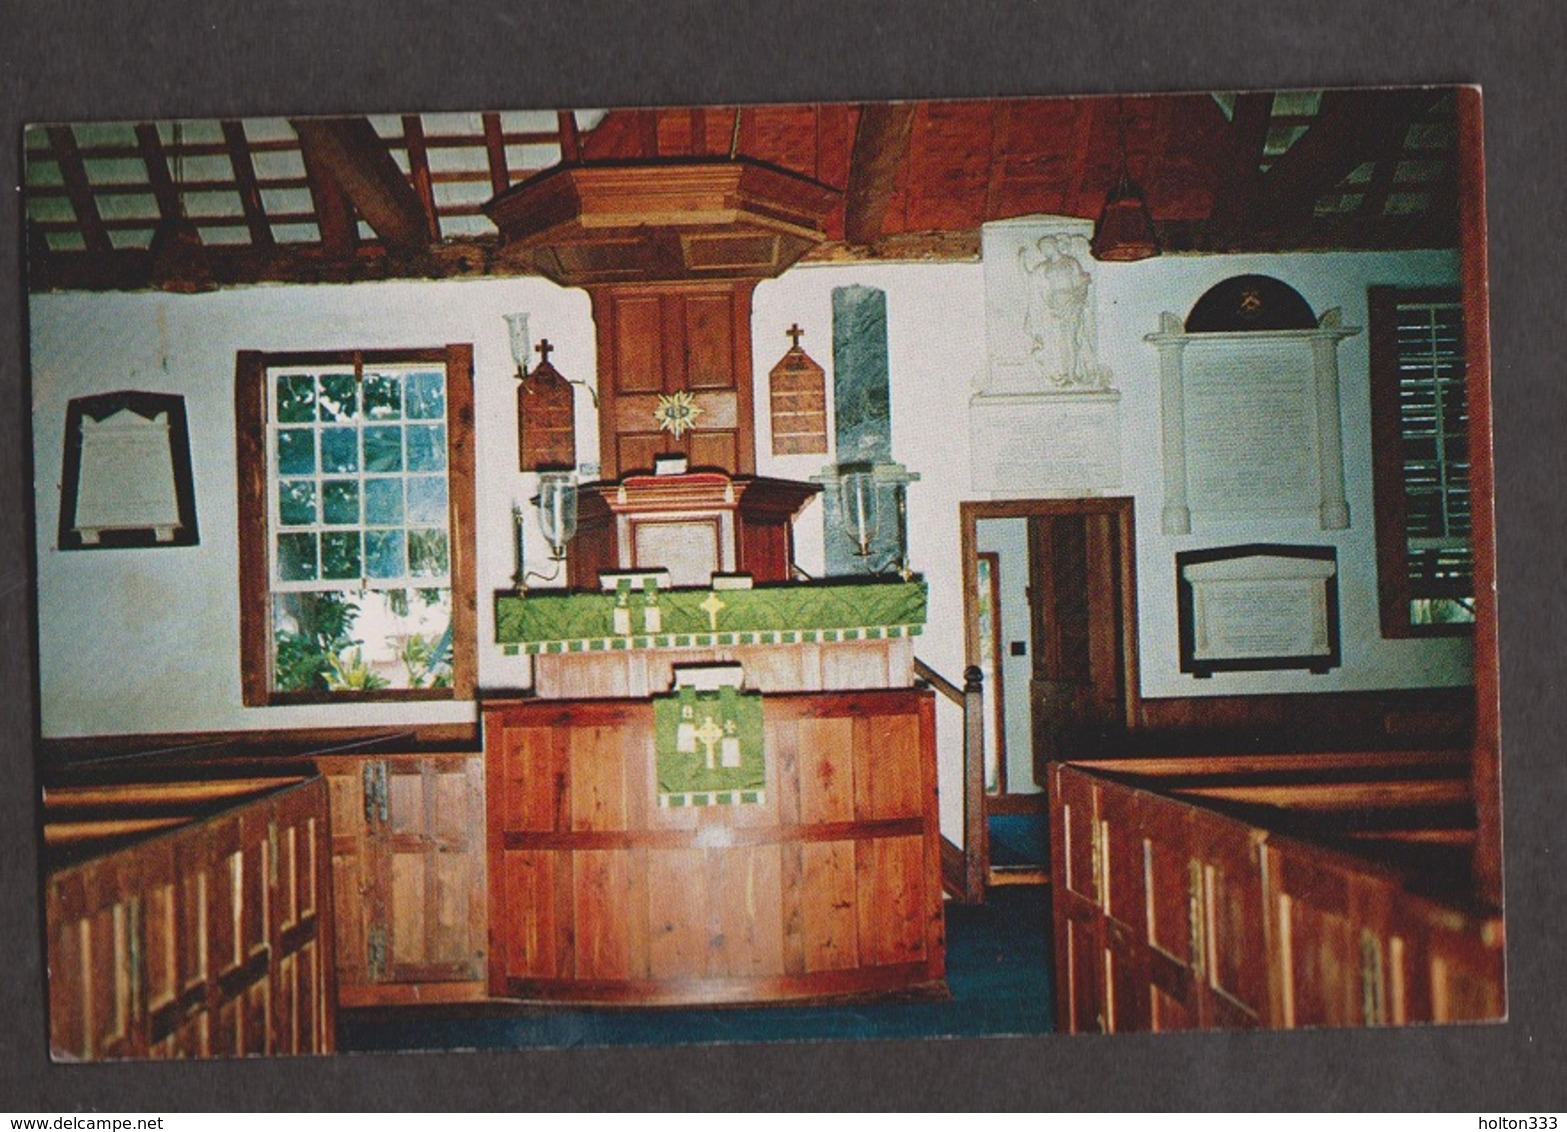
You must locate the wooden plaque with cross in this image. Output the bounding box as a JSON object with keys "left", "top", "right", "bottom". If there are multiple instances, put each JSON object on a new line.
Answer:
{"left": 768, "top": 323, "right": 828, "bottom": 456}
{"left": 518, "top": 338, "right": 577, "bottom": 471}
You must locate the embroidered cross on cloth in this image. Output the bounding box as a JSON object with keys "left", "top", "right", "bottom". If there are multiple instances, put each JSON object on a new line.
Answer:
{"left": 654, "top": 684, "right": 765, "bottom": 807}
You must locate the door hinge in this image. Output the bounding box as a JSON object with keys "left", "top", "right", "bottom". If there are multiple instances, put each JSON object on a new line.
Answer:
{"left": 362, "top": 760, "right": 389, "bottom": 826}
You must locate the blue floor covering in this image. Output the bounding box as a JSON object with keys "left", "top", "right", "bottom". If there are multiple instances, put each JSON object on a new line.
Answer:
{"left": 339, "top": 886, "right": 1053, "bottom": 1051}
{"left": 987, "top": 813, "right": 1049, "bottom": 869}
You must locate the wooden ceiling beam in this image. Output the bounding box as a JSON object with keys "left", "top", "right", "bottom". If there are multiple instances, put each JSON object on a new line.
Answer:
{"left": 26, "top": 219, "right": 52, "bottom": 269}
{"left": 557, "top": 111, "right": 582, "bottom": 163}
{"left": 1356, "top": 117, "right": 1420, "bottom": 222}
{"left": 401, "top": 115, "right": 441, "bottom": 240}
{"left": 844, "top": 101, "right": 918, "bottom": 247}
{"left": 291, "top": 117, "right": 432, "bottom": 258}
{"left": 47, "top": 126, "right": 112, "bottom": 256}
{"left": 482, "top": 112, "right": 509, "bottom": 197}
{"left": 298, "top": 140, "right": 358, "bottom": 258}
{"left": 1204, "top": 91, "right": 1274, "bottom": 240}
{"left": 1246, "top": 89, "right": 1439, "bottom": 234}
{"left": 133, "top": 124, "right": 182, "bottom": 221}
{"left": 1063, "top": 99, "right": 1101, "bottom": 218}
{"left": 31, "top": 237, "right": 523, "bottom": 292}
{"left": 221, "top": 120, "right": 275, "bottom": 248}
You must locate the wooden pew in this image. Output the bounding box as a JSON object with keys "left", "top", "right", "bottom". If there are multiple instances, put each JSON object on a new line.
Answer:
{"left": 42, "top": 773, "right": 336, "bottom": 1060}
{"left": 1048, "top": 750, "right": 1503, "bottom": 1033}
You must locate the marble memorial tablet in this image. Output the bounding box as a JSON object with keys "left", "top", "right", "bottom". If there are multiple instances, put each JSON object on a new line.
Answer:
{"left": 1146, "top": 306, "right": 1357, "bottom": 534}
{"left": 1176, "top": 545, "right": 1340, "bottom": 677}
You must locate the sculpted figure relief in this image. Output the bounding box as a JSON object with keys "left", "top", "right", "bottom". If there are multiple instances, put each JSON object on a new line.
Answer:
{"left": 1017, "top": 234, "right": 1106, "bottom": 389}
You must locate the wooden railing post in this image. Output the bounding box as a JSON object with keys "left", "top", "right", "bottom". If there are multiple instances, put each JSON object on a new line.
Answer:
{"left": 963, "top": 665, "right": 987, "bottom": 904}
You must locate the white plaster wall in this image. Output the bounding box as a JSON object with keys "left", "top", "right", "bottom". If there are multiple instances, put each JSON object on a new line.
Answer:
{"left": 751, "top": 248, "right": 1471, "bottom": 842}
{"left": 32, "top": 245, "right": 1473, "bottom": 845}
{"left": 31, "top": 277, "right": 598, "bottom": 737}
{"left": 1089, "top": 248, "right": 1471, "bottom": 698}
{"left": 755, "top": 262, "right": 988, "bottom": 840}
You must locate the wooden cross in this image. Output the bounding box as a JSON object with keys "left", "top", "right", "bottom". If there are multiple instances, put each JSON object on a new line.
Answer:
{"left": 692, "top": 715, "right": 726, "bottom": 769}
{"left": 785, "top": 323, "right": 804, "bottom": 349}
{"left": 699, "top": 592, "right": 727, "bottom": 631}
{"left": 535, "top": 338, "right": 554, "bottom": 364}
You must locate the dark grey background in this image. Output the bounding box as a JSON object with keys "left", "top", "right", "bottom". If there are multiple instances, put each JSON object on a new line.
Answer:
{"left": 1, "top": 0, "right": 1561, "bottom": 1111}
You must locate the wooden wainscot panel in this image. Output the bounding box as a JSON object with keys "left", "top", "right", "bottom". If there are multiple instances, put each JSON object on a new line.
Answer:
{"left": 1395, "top": 891, "right": 1505, "bottom": 1024}
{"left": 1188, "top": 807, "right": 1269, "bottom": 1028}
{"left": 319, "top": 754, "right": 487, "bottom": 1008}
{"left": 44, "top": 776, "right": 334, "bottom": 1060}
{"left": 483, "top": 689, "right": 943, "bottom": 1004}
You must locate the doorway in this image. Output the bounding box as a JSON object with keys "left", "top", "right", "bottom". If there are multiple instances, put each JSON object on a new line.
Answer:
{"left": 960, "top": 498, "right": 1139, "bottom": 889}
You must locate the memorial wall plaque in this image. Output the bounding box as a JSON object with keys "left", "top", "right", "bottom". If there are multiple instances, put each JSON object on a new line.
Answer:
{"left": 1175, "top": 544, "right": 1340, "bottom": 677}
{"left": 971, "top": 216, "right": 1122, "bottom": 495}
{"left": 1146, "top": 305, "right": 1357, "bottom": 534}
{"left": 969, "top": 390, "right": 1121, "bottom": 494}
{"left": 58, "top": 390, "right": 200, "bottom": 550}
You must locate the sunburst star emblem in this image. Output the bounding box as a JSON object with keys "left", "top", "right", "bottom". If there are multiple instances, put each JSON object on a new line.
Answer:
{"left": 653, "top": 391, "right": 703, "bottom": 438}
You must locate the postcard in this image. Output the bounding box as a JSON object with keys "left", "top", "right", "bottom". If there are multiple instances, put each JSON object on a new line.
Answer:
{"left": 24, "top": 88, "right": 1501, "bottom": 1059}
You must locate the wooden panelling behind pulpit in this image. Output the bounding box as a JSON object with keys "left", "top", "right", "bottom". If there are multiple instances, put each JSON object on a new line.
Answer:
{"left": 590, "top": 281, "right": 757, "bottom": 477}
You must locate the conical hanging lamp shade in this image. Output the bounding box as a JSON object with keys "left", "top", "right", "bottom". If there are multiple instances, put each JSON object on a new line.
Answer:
{"left": 1091, "top": 170, "right": 1159, "bottom": 262}
{"left": 1091, "top": 97, "right": 1160, "bottom": 263}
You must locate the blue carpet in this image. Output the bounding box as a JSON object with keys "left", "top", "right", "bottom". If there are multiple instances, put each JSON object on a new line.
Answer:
{"left": 338, "top": 887, "right": 1053, "bottom": 1051}
{"left": 988, "top": 813, "right": 1048, "bottom": 868}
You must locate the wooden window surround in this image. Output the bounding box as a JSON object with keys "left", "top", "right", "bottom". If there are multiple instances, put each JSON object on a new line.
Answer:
{"left": 1368, "top": 287, "right": 1474, "bottom": 638}
{"left": 236, "top": 345, "right": 476, "bottom": 705}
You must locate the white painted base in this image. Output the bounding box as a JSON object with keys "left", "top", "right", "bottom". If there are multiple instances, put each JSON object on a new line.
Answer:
{"left": 968, "top": 389, "right": 1122, "bottom": 495}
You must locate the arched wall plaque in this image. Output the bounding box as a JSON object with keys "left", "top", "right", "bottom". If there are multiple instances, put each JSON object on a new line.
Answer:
{"left": 1145, "top": 301, "right": 1359, "bottom": 535}
{"left": 58, "top": 390, "right": 199, "bottom": 550}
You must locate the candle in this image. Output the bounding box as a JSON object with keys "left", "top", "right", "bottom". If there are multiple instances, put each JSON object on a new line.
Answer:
{"left": 855, "top": 476, "right": 869, "bottom": 551}
{"left": 512, "top": 502, "right": 525, "bottom": 583}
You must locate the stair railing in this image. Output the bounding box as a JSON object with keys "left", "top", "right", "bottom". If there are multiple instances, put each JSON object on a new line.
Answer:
{"left": 914, "top": 657, "right": 986, "bottom": 903}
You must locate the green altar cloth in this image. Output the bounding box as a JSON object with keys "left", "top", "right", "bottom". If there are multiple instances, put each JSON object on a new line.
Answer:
{"left": 653, "top": 685, "right": 766, "bottom": 807}
{"left": 495, "top": 578, "right": 926, "bottom": 655}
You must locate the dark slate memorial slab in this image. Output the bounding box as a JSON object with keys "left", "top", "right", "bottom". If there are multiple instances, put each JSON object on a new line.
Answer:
{"left": 831, "top": 285, "right": 893, "bottom": 464}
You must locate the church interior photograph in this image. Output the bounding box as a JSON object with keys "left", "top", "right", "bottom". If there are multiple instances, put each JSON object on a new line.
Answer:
{"left": 24, "top": 86, "right": 1502, "bottom": 1057}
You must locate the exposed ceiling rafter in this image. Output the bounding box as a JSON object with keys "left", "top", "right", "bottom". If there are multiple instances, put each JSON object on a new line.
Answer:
{"left": 1205, "top": 92, "right": 1275, "bottom": 239}
{"left": 844, "top": 102, "right": 918, "bottom": 247}
{"left": 291, "top": 117, "right": 433, "bottom": 258}
{"left": 47, "top": 126, "right": 112, "bottom": 256}
{"left": 1241, "top": 89, "right": 1444, "bottom": 241}
{"left": 222, "top": 120, "right": 275, "bottom": 249}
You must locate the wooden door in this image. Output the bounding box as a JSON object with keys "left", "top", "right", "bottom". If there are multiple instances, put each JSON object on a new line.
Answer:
{"left": 591, "top": 281, "right": 757, "bottom": 477}
{"left": 323, "top": 754, "right": 487, "bottom": 1006}
{"left": 1027, "top": 512, "right": 1125, "bottom": 776}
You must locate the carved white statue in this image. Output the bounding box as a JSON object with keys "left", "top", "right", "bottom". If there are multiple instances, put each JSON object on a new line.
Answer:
{"left": 1017, "top": 234, "right": 1105, "bottom": 389}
